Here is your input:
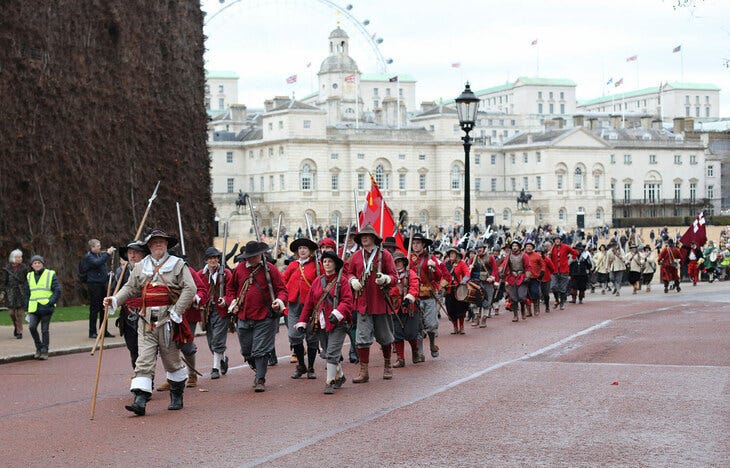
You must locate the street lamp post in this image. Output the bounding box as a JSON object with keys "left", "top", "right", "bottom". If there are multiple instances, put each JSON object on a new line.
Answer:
{"left": 455, "top": 82, "right": 480, "bottom": 234}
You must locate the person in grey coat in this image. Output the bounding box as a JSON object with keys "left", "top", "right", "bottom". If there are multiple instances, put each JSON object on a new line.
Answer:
{"left": 1, "top": 249, "right": 30, "bottom": 339}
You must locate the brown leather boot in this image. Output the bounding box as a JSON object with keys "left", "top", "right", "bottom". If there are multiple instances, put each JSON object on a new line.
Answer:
{"left": 479, "top": 315, "right": 488, "bottom": 328}
{"left": 353, "top": 362, "right": 369, "bottom": 383}
{"left": 186, "top": 373, "right": 198, "bottom": 388}
{"left": 156, "top": 380, "right": 170, "bottom": 392}
{"left": 383, "top": 358, "right": 393, "bottom": 380}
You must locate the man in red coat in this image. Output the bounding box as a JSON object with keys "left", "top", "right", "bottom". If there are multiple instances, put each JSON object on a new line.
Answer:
{"left": 408, "top": 233, "right": 444, "bottom": 360}
{"left": 282, "top": 237, "right": 320, "bottom": 379}
{"left": 657, "top": 239, "right": 683, "bottom": 293}
{"left": 348, "top": 224, "right": 398, "bottom": 382}
{"left": 523, "top": 240, "right": 545, "bottom": 317}
{"left": 224, "top": 241, "right": 287, "bottom": 392}
{"left": 549, "top": 235, "right": 578, "bottom": 310}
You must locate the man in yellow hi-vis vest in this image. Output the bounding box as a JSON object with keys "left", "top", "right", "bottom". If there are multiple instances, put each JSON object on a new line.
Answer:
{"left": 26, "top": 255, "right": 61, "bottom": 360}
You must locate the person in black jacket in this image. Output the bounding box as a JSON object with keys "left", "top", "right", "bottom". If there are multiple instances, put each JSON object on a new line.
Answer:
{"left": 83, "top": 239, "right": 116, "bottom": 339}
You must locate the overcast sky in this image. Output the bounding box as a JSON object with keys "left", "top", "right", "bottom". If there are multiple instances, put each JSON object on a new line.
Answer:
{"left": 201, "top": 0, "right": 729, "bottom": 115}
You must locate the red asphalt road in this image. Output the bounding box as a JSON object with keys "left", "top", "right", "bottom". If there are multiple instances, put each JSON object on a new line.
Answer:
{"left": 1, "top": 286, "right": 728, "bottom": 467}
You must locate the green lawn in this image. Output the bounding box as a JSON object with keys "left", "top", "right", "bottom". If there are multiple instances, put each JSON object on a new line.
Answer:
{"left": 0, "top": 305, "right": 90, "bottom": 325}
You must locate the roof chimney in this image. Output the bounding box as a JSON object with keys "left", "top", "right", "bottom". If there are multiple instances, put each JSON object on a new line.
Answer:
{"left": 573, "top": 115, "right": 585, "bottom": 127}
{"left": 610, "top": 114, "right": 622, "bottom": 129}
{"left": 264, "top": 99, "right": 274, "bottom": 112}
{"left": 673, "top": 117, "right": 685, "bottom": 134}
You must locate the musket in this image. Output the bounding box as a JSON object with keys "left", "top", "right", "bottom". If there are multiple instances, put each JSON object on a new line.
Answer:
{"left": 90, "top": 268, "right": 114, "bottom": 420}
{"left": 176, "top": 202, "right": 186, "bottom": 257}
{"left": 353, "top": 189, "right": 361, "bottom": 230}
{"left": 334, "top": 215, "right": 340, "bottom": 255}
{"left": 376, "top": 200, "right": 385, "bottom": 276}
{"left": 305, "top": 213, "right": 321, "bottom": 276}
{"left": 274, "top": 213, "right": 283, "bottom": 259}
{"left": 333, "top": 223, "right": 351, "bottom": 310}
{"left": 219, "top": 221, "right": 228, "bottom": 299}
{"left": 245, "top": 194, "right": 276, "bottom": 303}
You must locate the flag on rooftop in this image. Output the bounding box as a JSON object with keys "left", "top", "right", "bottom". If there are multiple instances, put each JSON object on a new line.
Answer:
{"left": 286, "top": 74, "right": 297, "bottom": 84}
{"left": 615, "top": 78, "right": 623, "bottom": 87}
{"left": 626, "top": 55, "right": 637, "bottom": 62}
{"left": 451, "top": 62, "right": 461, "bottom": 68}
{"left": 306, "top": 62, "right": 312, "bottom": 68}
{"left": 673, "top": 45, "right": 682, "bottom": 53}
{"left": 606, "top": 77, "right": 613, "bottom": 85}
{"left": 389, "top": 76, "right": 398, "bottom": 82}
{"left": 531, "top": 39, "right": 538, "bottom": 46}
{"left": 345, "top": 75, "right": 356, "bottom": 83}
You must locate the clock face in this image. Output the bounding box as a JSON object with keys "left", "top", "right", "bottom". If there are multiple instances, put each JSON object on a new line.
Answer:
{"left": 332, "top": 83, "right": 338, "bottom": 89}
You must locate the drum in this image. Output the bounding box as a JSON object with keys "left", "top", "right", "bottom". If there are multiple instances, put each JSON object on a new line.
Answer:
{"left": 709, "top": 251, "right": 718, "bottom": 263}
{"left": 455, "top": 282, "right": 481, "bottom": 303}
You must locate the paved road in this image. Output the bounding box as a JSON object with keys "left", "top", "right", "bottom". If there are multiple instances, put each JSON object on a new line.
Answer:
{"left": 1, "top": 283, "right": 728, "bottom": 467}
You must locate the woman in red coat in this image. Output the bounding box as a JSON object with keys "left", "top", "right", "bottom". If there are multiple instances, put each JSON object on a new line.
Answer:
{"left": 282, "top": 237, "right": 320, "bottom": 379}
{"left": 296, "top": 251, "right": 353, "bottom": 394}
{"left": 444, "top": 247, "right": 471, "bottom": 334}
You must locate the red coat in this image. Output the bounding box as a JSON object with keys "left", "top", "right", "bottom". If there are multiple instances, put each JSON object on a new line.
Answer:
{"left": 471, "top": 254, "right": 499, "bottom": 283}
{"left": 299, "top": 272, "right": 354, "bottom": 333}
{"left": 523, "top": 251, "right": 545, "bottom": 280}
{"left": 388, "top": 268, "right": 419, "bottom": 311}
{"left": 409, "top": 251, "right": 445, "bottom": 298}
{"left": 502, "top": 253, "right": 530, "bottom": 287}
{"left": 541, "top": 256, "right": 555, "bottom": 283}
{"left": 282, "top": 258, "right": 318, "bottom": 303}
{"left": 349, "top": 247, "right": 398, "bottom": 315}
{"left": 657, "top": 247, "right": 682, "bottom": 282}
{"left": 183, "top": 266, "right": 208, "bottom": 323}
{"left": 445, "top": 260, "right": 470, "bottom": 294}
{"left": 225, "top": 261, "right": 287, "bottom": 321}
{"left": 550, "top": 243, "right": 579, "bottom": 274}
{"left": 198, "top": 266, "right": 232, "bottom": 318}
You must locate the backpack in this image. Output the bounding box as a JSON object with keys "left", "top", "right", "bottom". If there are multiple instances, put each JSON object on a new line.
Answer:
{"left": 78, "top": 257, "right": 89, "bottom": 283}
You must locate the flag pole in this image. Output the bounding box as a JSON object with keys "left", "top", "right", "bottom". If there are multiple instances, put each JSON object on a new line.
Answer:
{"left": 396, "top": 77, "right": 401, "bottom": 129}
{"left": 680, "top": 49, "right": 684, "bottom": 81}
{"left": 355, "top": 75, "right": 360, "bottom": 129}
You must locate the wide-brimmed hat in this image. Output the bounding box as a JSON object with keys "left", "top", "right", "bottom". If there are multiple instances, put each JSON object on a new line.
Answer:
{"left": 235, "top": 241, "right": 270, "bottom": 261}
{"left": 392, "top": 251, "right": 409, "bottom": 266}
{"left": 142, "top": 229, "right": 178, "bottom": 249}
{"left": 382, "top": 236, "right": 398, "bottom": 249}
{"left": 445, "top": 246, "right": 462, "bottom": 258}
{"left": 320, "top": 250, "right": 344, "bottom": 271}
{"left": 203, "top": 246, "right": 222, "bottom": 259}
{"left": 405, "top": 232, "right": 432, "bottom": 249}
{"left": 338, "top": 226, "right": 356, "bottom": 241}
{"left": 120, "top": 240, "right": 149, "bottom": 261}
{"left": 318, "top": 238, "right": 336, "bottom": 249}
{"left": 290, "top": 237, "right": 318, "bottom": 254}
{"left": 354, "top": 224, "right": 382, "bottom": 246}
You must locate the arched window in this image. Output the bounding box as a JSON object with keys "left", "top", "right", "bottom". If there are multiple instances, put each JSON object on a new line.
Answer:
{"left": 503, "top": 208, "right": 510, "bottom": 222}
{"left": 451, "top": 164, "right": 462, "bottom": 190}
{"left": 574, "top": 167, "right": 583, "bottom": 190}
{"left": 454, "top": 209, "right": 462, "bottom": 223}
{"left": 375, "top": 164, "right": 388, "bottom": 189}
{"left": 558, "top": 208, "right": 566, "bottom": 222}
{"left": 300, "top": 164, "right": 313, "bottom": 191}
{"left": 596, "top": 207, "right": 603, "bottom": 220}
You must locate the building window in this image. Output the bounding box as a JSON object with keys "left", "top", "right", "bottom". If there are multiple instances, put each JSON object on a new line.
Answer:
{"left": 610, "top": 154, "right": 615, "bottom": 164}
{"left": 623, "top": 154, "right": 632, "bottom": 164}
{"left": 690, "top": 182, "right": 697, "bottom": 201}
{"left": 674, "top": 154, "right": 682, "bottom": 164}
{"left": 373, "top": 88, "right": 379, "bottom": 96}
{"left": 331, "top": 153, "right": 338, "bottom": 160}
{"left": 373, "top": 100, "right": 379, "bottom": 108}
{"left": 226, "top": 151, "right": 233, "bottom": 163}
{"left": 707, "top": 185, "right": 714, "bottom": 199}
{"left": 399, "top": 173, "right": 406, "bottom": 190}
{"left": 418, "top": 154, "right": 426, "bottom": 161}
{"left": 269, "top": 175, "right": 274, "bottom": 191}
{"left": 331, "top": 174, "right": 339, "bottom": 191}
{"left": 280, "top": 174, "right": 285, "bottom": 191}
{"left": 491, "top": 178, "right": 497, "bottom": 192}
{"left": 451, "top": 165, "right": 461, "bottom": 190}
{"left": 278, "top": 121, "right": 283, "bottom": 129}
{"left": 429, "top": 125, "right": 435, "bottom": 132}
{"left": 594, "top": 175, "right": 600, "bottom": 190}
{"left": 690, "top": 154, "right": 697, "bottom": 165}
{"left": 259, "top": 176, "right": 264, "bottom": 192}
{"left": 490, "top": 154, "right": 496, "bottom": 165}
{"left": 549, "top": 103, "right": 554, "bottom": 114}
{"left": 475, "top": 154, "right": 481, "bottom": 165}
{"left": 674, "top": 183, "right": 681, "bottom": 201}
{"left": 279, "top": 146, "right": 284, "bottom": 155}
{"left": 560, "top": 103, "right": 565, "bottom": 114}
{"left": 560, "top": 91, "right": 564, "bottom": 99}
{"left": 558, "top": 209, "right": 566, "bottom": 222}
{"left": 707, "top": 165, "right": 714, "bottom": 177}
{"left": 385, "top": 88, "right": 391, "bottom": 97}
{"left": 357, "top": 153, "right": 365, "bottom": 160}
{"left": 611, "top": 182, "right": 616, "bottom": 200}
{"left": 510, "top": 154, "right": 516, "bottom": 164}
{"left": 226, "top": 178, "right": 234, "bottom": 193}
{"left": 475, "top": 178, "right": 481, "bottom": 192}
{"left": 419, "top": 174, "right": 427, "bottom": 190}
{"left": 536, "top": 151, "right": 541, "bottom": 163}
{"left": 218, "top": 98, "right": 225, "bottom": 109}
{"left": 268, "top": 147, "right": 274, "bottom": 156}
{"left": 574, "top": 168, "right": 583, "bottom": 190}
{"left": 357, "top": 173, "right": 365, "bottom": 191}
{"left": 205, "top": 84, "right": 210, "bottom": 94}
{"left": 696, "top": 107, "right": 700, "bottom": 117}
{"left": 249, "top": 176, "right": 254, "bottom": 192}
{"left": 649, "top": 154, "right": 656, "bottom": 164}
{"left": 398, "top": 154, "right": 406, "bottom": 160}
{"left": 523, "top": 152, "right": 528, "bottom": 163}
{"left": 510, "top": 177, "right": 516, "bottom": 191}
{"left": 644, "top": 183, "right": 660, "bottom": 203}
{"left": 557, "top": 174, "right": 563, "bottom": 191}
{"left": 596, "top": 208, "right": 603, "bottom": 220}
{"left": 218, "top": 84, "right": 224, "bottom": 93}
{"left": 303, "top": 120, "right": 311, "bottom": 128}
{"left": 375, "top": 165, "right": 386, "bottom": 189}
{"left": 267, "top": 122, "right": 273, "bottom": 131}
{"left": 536, "top": 176, "right": 542, "bottom": 190}
{"left": 538, "top": 91, "right": 543, "bottom": 99}
{"left": 523, "top": 177, "right": 528, "bottom": 190}
{"left": 503, "top": 209, "right": 510, "bottom": 221}
{"left": 538, "top": 103, "right": 543, "bottom": 114}
{"left": 624, "top": 183, "right": 631, "bottom": 202}
{"left": 685, "top": 106, "right": 690, "bottom": 117}
{"left": 301, "top": 164, "right": 313, "bottom": 191}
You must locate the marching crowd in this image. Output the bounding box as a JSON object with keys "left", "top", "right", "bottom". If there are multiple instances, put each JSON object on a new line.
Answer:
{"left": 2, "top": 221, "right": 728, "bottom": 417}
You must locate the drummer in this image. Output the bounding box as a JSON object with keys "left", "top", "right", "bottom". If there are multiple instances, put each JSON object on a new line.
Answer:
{"left": 443, "top": 247, "right": 470, "bottom": 335}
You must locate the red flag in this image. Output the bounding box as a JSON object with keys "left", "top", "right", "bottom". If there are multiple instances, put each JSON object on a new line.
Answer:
{"left": 451, "top": 62, "right": 461, "bottom": 68}
{"left": 388, "top": 76, "right": 398, "bottom": 82}
{"left": 345, "top": 75, "right": 356, "bottom": 83}
{"left": 679, "top": 211, "right": 707, "bottom": 247}
{"left": 673, "top": 45, "right": 681, "bottom": 53}
{"left": 615, "top": 78, "right": 623, "bottom": 87}
{"left": 359, "top": 176, "right": 396, "bottom": 241}
{"left": 626, "top": 55, "right": 637, "bottom": 62}
{"left": 393, "top": 231, "right": 407, "bottom": 254}
{"left": 286, "top": 74, "right": 297, "bottom": 84}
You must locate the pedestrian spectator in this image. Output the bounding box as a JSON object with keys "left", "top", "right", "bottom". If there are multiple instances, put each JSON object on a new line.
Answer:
{"left": 2, "top": 249, "right": 30, "bottom": 339}
{"left": 82, "top": 239, "right": 116, "bottom": 339}
{"left": 26, "top": 255, "right": 61, "bottom": 360}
